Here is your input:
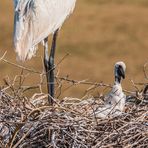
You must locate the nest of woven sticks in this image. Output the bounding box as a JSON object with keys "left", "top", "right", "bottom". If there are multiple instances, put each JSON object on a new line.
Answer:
{"left": 0, "top": 55, "right": 147, "bottom": 147}
{"left": 0, "top": 76, "right": 147, "bottom": 148}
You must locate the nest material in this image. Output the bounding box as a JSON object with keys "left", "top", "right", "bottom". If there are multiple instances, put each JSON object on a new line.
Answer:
{"left": 0, "top": 84, "right": 147, "bottom": 148}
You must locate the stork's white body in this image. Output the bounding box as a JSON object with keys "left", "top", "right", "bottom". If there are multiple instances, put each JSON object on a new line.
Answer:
{"left": 105, "top": 83, "right": 126, "bottom": 112}
{"left": 93, "top": 84, "right": 126, "bottom": 119}
{"left": 13, "top": 0, "right": 76, "bottom": 61}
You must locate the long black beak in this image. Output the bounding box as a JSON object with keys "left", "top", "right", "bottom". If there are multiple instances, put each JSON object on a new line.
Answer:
{"left": 117, "top": 65, "right": 125, "bottom": 79}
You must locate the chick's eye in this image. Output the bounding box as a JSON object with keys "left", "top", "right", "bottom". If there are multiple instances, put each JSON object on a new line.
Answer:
{"left": 108, "top": 101, "right": 111, "bottom": 104}
{"left": 16, "top": 7, "right": 21, "bottom": 13}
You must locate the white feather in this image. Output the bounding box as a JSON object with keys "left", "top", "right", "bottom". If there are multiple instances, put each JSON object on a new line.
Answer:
{"left": 92, "top": 85, "right": 126, "bottom": 119}
{"left": 92, "top": 105, "right": 124, "bottom": 119}
{"left": 13, "top": 0, "right": 76, "bottom": 61}
{"left": 105, "top": 84, "right": 126, "bottom": 112}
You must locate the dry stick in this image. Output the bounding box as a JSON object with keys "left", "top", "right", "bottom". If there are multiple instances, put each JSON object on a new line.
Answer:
{"left": 44, "top": 53, "right": 70, "bottom": 75}
{"left": 3, "top": 77, "right": 19, "bottom": 98}
{"left": 0, "top": 120, "right": 25, "bottom": 126}
{"left": 0, "top": 51, "right": 7, "bottom": 61}
{"left": 130, "top": 79, "right": 140, "bottom": 92}
{"left": 131, "top": 136, "right": 147, "bottom": 147}
{"left": 12, "top": 124, "right": 35, "bottom": 148}
{"left": 57, "top": 76, "right": 112, "bottom": 96}
{"left": 122, "top": 132, "right": 142, "bottom": 145}
{"left": 134, "top": 82, "right": 148, "bottom": 86}
{"left": 78, "top": 129, "right": 101, "bottom": 134}
{"left": 19, "top": 69, "right": 24, "bottom": 89}
{"left": 103, "top": 142, "right": 123, "bottom": 148}
{"left": 56, "top": 76, "right": 110, "bottom": 87}
{"left": 135, "top": 111, "right": 148, "bottom": 122}
{"left": 62, "top": 130, "right": 88, "bottom": 148}
{"left": 55, "top": 76, "right": 134, "bottom": 94}
{"left": 1, "top": 56, "right": 41, "bottom": 89}
{"left": 56, "top": 53, "right": 70, "bottom": 68}
{"left": 55, "top": 80, "right": 63, "bottom": 98}
{"left": 92, "top": 121, "right": 133, "bottom": 148}
{"left": 2, "top": 58, "right": 41, "bottom": 74}
{"left": 26, "top": 105, "right": 84, "bottom": 119}
{"left": 22, "top": 85, "right": 40, "bottom": 92}
{"left": 9, "top": 108, "right": 41, "bottom": 147}
{"left": 143, "top": 61, "right": 148, "bottom": 80}
{"left": 85, "top": 85, "right": 100, "bottom": 95}
{"left": 90, "top": 102, "right": 99, "bottom": 125}
{"left": 57, "top": 79, "right": 89, "bottom": 97}
{"left": 1, "top": 51, "right": 133, "bottom": 95}
{"left": 9, "top": 125, "right": 24, "bottom": 148}
{"left": 1, "top": 52, "right": 69, "bottom": 92}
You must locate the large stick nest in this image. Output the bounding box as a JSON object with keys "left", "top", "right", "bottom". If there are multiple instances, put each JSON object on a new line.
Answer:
{"left": 0, "top": 55, "right": 147, "bottom": 147}
{"left": 0, "top": 77, "right": 147, "bottom": 148}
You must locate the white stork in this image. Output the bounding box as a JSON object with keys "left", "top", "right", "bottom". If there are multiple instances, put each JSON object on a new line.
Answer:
{"left": 93, "top": 61, "right": 126, "bottom": 119}
{"left": 13, "top": 0, "right": 76, "bottom": 105}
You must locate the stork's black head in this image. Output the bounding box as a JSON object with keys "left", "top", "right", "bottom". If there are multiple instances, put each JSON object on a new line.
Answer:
{"left": 114, "top": 61, "right": 126, "bottom": 83}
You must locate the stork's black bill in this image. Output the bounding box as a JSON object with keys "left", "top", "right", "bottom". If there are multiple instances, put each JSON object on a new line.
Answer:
{"left": 117, "top": 65, "right": 125, "bottom": 79}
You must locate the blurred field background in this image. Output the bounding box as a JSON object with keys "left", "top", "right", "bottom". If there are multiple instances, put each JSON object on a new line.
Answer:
{"left": 0, "top": 0, "right": 148, "bottom": 98}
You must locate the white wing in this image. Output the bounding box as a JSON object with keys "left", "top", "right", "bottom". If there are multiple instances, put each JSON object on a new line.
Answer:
{"left": 93, "top": 105, "right": 124, "bottom": 119}
{"left": 105, "top": 84, "right": 126, "bottom": 111}
{"left": 13, "top": 0, "right": 76, "bottom": 61}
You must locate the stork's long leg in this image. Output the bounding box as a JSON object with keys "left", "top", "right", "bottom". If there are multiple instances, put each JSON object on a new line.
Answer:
{"left": 44, "top": 30, "right": 58, "bottom": 105}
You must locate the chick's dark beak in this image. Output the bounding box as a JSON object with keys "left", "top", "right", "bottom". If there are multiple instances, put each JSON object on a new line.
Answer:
{"left": 117, "top": 65, "right": 125, "bottom": 79}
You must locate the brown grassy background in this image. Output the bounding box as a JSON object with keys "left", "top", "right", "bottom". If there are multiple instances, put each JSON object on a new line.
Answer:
{"left": 0, "top": 0, "right": 148, "bottom": 97}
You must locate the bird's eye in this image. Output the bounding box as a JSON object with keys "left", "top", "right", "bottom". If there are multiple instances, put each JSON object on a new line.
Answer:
{"left": 17, "top": 8, "right": 21, "bottom": 13}
{"left": 108, "top": 101, "right": 111, "bottom": 104}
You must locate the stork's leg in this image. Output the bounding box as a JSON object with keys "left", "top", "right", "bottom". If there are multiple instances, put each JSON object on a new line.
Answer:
{"left": 44, "top": 30, "right": 58, "bottom": 105}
